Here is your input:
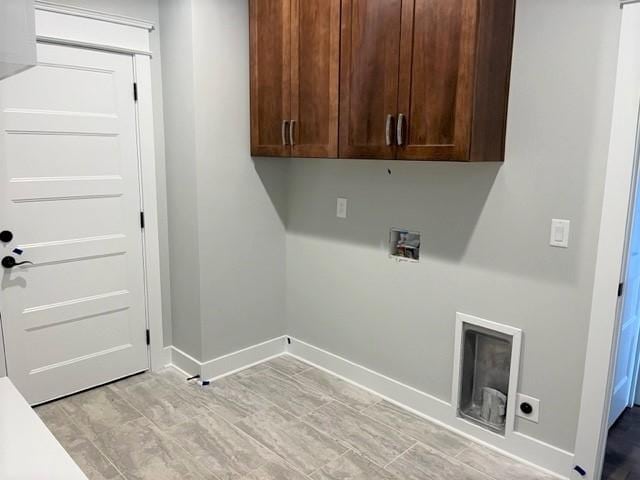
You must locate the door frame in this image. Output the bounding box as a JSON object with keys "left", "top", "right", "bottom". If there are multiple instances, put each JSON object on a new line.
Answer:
{"left": 0, "top": 1, "right": 166, "bottom": 374}
{"left": 608, "top": 126, "right": 640, "bottom": 428}
{"left": 573, "top": 3, "right": 640, "bottom": 479}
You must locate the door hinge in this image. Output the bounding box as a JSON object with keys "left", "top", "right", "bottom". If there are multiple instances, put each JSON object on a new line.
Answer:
{"left": 140, "top": 211, "right": 145, "bottom": 229}
{"left": 146, "top": 329, "right": 150, "bottom": 345}
{"left": 133, "top": 82, "right": 138, "bottom": 102}
{"left": 618, "top": 282, "right": 624, "bottom": 297}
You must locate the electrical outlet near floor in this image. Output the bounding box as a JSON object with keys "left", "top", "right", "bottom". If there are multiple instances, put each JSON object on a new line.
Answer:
{"left": 516, "top": 393, "right": 540, "bottom": 423}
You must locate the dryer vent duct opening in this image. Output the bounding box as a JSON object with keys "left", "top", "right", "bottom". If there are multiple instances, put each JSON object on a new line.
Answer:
{"left": 458, "top": 323, "right": 514, "bottom": 435}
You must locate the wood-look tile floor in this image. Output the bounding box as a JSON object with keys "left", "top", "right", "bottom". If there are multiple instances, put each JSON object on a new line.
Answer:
{"left": 34, "top": 355, "right": 556, "bottom": 480}
{"left": 603, "top": 407, "right": 640, "bottom": 480}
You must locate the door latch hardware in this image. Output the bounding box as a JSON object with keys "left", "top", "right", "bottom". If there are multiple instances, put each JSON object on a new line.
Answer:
{"left": 0, "top": 231, "right": 13, "bottom": 243}
{"left": 2, "top": 256, "right": 33, "bottom": 269}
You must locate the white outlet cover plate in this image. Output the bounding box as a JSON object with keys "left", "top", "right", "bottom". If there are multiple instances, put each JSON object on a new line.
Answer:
{"left": 515, "top": 393, "right": 540, "bottom": 423}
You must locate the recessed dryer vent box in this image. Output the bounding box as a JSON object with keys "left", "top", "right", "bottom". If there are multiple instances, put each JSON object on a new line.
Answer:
{"left": 453, "top": 313, "right": 522, "bottom": 437}
{"left": 389, "top": 228, "right": 420, "bottom": 262}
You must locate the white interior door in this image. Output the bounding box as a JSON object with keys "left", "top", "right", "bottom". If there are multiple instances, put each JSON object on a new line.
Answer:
{"left": 609, "top": 153, "right": 640, "bottom": 427}
{"left": 0, "top": 43, "right": 149, "bottom": 404}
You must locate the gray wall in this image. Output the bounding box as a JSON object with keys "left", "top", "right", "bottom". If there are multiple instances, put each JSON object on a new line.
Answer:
{"left": 285, "top": 0, "right": 621, "bottom": 452}
{"left": 190, "top": 0, "right": 288, "bottom": 361}
{"left": 50, "top": 0, "right": 173, "bottom": 347}
{"left": 159, "top": 0, "right": 202, "bottom": 359}
{"left": 160, "top": 0, "right": 288, "bottom": 361}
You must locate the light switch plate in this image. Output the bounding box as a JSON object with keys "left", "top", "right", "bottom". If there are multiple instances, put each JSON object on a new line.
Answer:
{"left": 337, "top": 198, "right": 348, "bottom": 219}
{"left": 516, "top": 393, "right": 540, "bottom": 423}
{"left": 550, "top": 219, "right": 570, "bottom": 248}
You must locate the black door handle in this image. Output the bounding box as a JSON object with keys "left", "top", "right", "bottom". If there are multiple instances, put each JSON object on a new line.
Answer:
{"left": 2, "top": 256, "right": 33, "bottom": 269}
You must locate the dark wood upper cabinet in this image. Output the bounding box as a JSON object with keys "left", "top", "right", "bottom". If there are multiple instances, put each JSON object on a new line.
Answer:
{"left": 339, "top": 0, "right": 403, "bottom": 160}
{"left": 396, "top": 0, "right": 475, "bottom": 160}
{"left": 396, "top": 0, "right": 515, "bottom": 161}
{"left": 250, "top": 0, "right": 340, "bottom": 158}
{"left": 250, "top": 0, "right": 291, "bottom": 157}
{"left": 250, "top": 0, "right": 515, "bottom": 162}
{"left": 291, "top": 0, "right": 340, "bottom": 158}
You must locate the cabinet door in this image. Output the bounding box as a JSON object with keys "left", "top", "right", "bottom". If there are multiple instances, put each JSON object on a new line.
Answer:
{"left": 250, "top": 0, "right": 291, "bottom": 157}
{"left": 339, "top": 0, "right": 403, "bottom": 159}
{"left": 290, "top": 0, "right": 340, "bottom": 158}
{"left": 397, "top": 0, "right": 478, "bottom": 161}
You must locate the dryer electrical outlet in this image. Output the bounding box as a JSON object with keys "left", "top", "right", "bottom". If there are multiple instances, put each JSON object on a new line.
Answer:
{"left": 516, "top": 393, "right": 540, "bottom": 423}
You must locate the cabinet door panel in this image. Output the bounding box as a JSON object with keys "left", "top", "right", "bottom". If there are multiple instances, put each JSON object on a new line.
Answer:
{"left": 397, "top": 0, "right": 478, "bottom": 161}
{"left": 291, "top": 0, "right": 340, "bottom": 158}
{"left": 250, "top": 0, "right": 291, "bottom": 157}
{"left": 339, "top": 0, "right": 403, "bottom": 159}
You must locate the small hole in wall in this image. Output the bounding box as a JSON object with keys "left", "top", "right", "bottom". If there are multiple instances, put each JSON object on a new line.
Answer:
{"left": 389, "top": 228, "right": 420, "bottom": 262}
{"left": 387, "top": 169, "right": 392, "bottom": 175}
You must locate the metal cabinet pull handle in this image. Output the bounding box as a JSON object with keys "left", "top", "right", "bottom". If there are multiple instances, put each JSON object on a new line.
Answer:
{"left": 397, "top": 113, "right": 406, "bottom": 146}
{"left": 289, "top": 120, "right": 296, "bottom": 146}
{"left": 282, "top": 120, "right": 290, "bottom": 146}
{"left": 385, "top": 114, "right": 394, "bottom": 146}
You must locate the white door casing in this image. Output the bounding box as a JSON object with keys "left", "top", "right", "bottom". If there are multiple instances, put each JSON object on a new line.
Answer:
{"left": 609, "top": 156, "right": 640, "bottom": 426}
{"left": 573, "top": 3, "right": 640, "bottom": 479}
{"left": 0, "top": 42, "right": 149, "bottom": 404}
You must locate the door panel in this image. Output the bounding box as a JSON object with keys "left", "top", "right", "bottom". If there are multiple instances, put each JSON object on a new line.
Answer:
{"left": 397, "top": 0, "right": 477, "bottom": 160}
{"left": 339, "top": 0, "right": 402, "bottom": 159}
{"left": 7, "top": 134, "right": 120, "bottom": 178}
{"left": 250, "top": 0, "right": 291, "bottom": 157}
{"left": 0, "top": 43, "right": 148, "bottom": 404}
{"left": 290, "top": 0, "right": 340, "bottom": 158}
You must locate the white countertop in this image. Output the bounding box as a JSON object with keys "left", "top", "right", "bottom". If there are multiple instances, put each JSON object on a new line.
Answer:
{"left": 0, "top": 377, "right": 88, "bottom": 480}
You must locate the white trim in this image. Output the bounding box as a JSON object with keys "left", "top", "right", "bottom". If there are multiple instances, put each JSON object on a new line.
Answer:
{"left": 451, "top": 313, "right": 522, "bottom": 439}
{"left": 134, "top": 54, "right": 165, "bottom": 372}
{"left": 169, "top": 347, "right": 201, "bottom": 377}
{"left": 29, "top": 8, "right": 165, "bottom": 376}
{"left": 34, "top": 4, "right": 152, "bottom": 56}
{"left": 161, "top": 346, "right": 172, "bottom": 368}
{"left": 37, "top": 37, "right": 152, "bottom": 58}
{"left": 34, "top": 1, "right": 154, "bottom": 31}
{"left": 286, "top": 337, "right": 572, "bottom": 479}
{"left": 169, "top": 336, "right": 288, "bottom": 380}
{"left": 573, "top": 4, "right": 640, "bottom": 479}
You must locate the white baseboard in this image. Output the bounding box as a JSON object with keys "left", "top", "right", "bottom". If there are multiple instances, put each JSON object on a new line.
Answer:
{"left": 168, "top": 336, "right": 287, "bottom": 380}
{"left": 163, "top": 335, "right": 573, "bottom": 478}
{"left": 161, "top": 346, "right": 172, "bottom": 368}
{"left": 168, "top": 346, "right": 200, "bottom": 377}
{"left": 286, "top": 336, "right": 574, "bottom": 479}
